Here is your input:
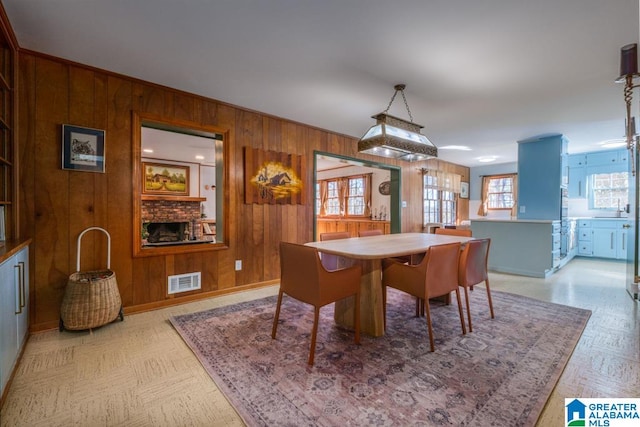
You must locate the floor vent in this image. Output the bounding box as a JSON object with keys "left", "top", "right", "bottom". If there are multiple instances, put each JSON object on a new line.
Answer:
{"left": 168, "top": 272, "right": 201, "bottom": 294}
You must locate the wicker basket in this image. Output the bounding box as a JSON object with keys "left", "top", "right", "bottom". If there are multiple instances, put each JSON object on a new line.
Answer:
{"left": 60, "top": 227, "right": 123, "bottom": 331}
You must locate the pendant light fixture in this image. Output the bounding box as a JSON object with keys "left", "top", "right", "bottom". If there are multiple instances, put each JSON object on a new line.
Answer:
{"left": 618, "top": 43, "right": 639, "bottom": 176}
{"left": 358, "top": 84, "right": 437, "bottom": 162}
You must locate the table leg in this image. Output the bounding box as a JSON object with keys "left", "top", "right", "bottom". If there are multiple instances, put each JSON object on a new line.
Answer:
{"left": 334, "top": 258, "right": 385, "bottom": 337}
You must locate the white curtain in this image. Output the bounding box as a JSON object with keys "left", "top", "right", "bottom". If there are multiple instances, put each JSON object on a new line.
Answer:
{"left": 422, "top": 170, "right": 462, "bottom": 193}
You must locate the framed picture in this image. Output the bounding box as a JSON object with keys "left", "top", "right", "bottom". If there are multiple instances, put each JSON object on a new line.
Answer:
{"left": 62, "top": 124, "right": 105, "bottom": 173}
{"left": 460, "top": 182, "right": 469, "bottom": 199}
{"left": 142, "top": 162, "right": 189, "bottom": 196}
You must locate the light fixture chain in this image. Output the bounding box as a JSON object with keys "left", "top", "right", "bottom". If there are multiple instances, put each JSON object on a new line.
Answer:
{"left": 400, "top": 90, "right": 414, "bottom": 123}
{"left": 383, "top": 85, "right": 414, "bottom": 123}
{"left": 383, "top": 90, "right": 399, "bottom": 114}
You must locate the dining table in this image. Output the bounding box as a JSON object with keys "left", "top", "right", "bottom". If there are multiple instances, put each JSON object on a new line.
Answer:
{"left": 305, "top": 232, "right": 474, "bottom": 337}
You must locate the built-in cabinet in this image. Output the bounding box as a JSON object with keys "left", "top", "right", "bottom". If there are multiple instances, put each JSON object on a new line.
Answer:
{"left": 0, "top": 244, "right": 29, "bottom": 399}
{"left": 517, "top": 134, "right": 568, "bottom": 220}
{"left": 576, "top": 219, "right": 629, "bottom": 260}
{"left": 568, "top": 149, "right": 630, "bottom": 198}
{"left": 0, "top": 15, "right": 16, "bottom": 241}
{"left": 470, "top": 219, "right": 569, "bottom": 278}
{"left": 568, "top": 154, "right": 587, "bottom": 198}
{"left": 316, "top": 219, "right": 390, "bottom": 240}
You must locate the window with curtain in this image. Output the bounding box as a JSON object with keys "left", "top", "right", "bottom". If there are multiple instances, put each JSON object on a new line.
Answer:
{"left": 317, "top": 174, "right": 371, "bottom": 217}
{"left": 477, "top": 173, "right": 518, "bottom": 216}
{"left": 422, "top": 170, "right": 460, "bottom": 226}
{"left": 487, "top": 175, "right": 515, "bottom": 209}
{"left": 589, "top": 172, "right": 628, "bottom": 210}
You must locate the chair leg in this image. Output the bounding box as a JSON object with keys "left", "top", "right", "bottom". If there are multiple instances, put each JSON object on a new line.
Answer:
{"left": 424, "top": 299, "right": 435, "bottom": 352}
{"left": 354, "top": 291, "right": 361, "bottom": 345}
{"left": 455, "top": 288, "right": 467, "bottom": 335}
{"left": 308, "top": 306, "right": 320, "bottom": 365}
{"left": 463, "top": 285, "right": 473, "bottom": 332}
{"left": 271, "top": 290, "right": 283, "bottom": 339}
{"left": 485, "top": 278, "right": 495, "bottom": 319}
{"left": 382, "top": 285, "right": 387, "bottom": 332}
{"left": 415, "top": 297, "right": 420, "bottom": 317}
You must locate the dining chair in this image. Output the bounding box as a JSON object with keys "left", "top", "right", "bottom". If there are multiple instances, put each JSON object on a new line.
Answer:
{"left": 358, "top": 229, "right": 383, "bottom": 237}
{"left": 272, "top": 241, "right": 362, "bottom": 365}
{"left": 382, "top": 242, "right": 466, "bottom": 352}
{"left": 319, "top": 231, "right": 351, "bottom": 270}
{"left": 458, "top": 238, "right": 494, "bottom": 332}
{"left": 435, "top": 228, "right": 472, "bottom": 237}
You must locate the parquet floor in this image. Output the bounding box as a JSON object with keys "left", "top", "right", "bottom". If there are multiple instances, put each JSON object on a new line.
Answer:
{"left": 0, "top": 258, "right": 638, "bottom": 426}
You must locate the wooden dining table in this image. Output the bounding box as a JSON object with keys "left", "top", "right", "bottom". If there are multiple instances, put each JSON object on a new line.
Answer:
{"left": 305, "top": 232, "right": 474, "bottom": 337}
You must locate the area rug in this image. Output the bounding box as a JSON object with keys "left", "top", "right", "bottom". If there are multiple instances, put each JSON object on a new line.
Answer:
{"left": 170, "top": 289, "right": 591, "bottom": 426}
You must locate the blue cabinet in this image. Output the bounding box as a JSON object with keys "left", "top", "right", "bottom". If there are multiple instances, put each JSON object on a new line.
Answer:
{"left": 517, "top": 134, "right": 567, "bottom": 220}
{"left": 576, "top": 219, "right": 630, "bottom": 259}
{"left": 585, "top": 148, "right": 629, "bottom": 175}
{"left": 568, "top": 163, "right": 586, "bottom": 198}
{"left": 0, "top": 246, "right": 29, "bottom": 397}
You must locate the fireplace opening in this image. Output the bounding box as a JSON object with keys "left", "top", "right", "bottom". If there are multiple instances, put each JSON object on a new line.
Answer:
{"left": 146, "top": 222, "right": 188, "bottom": 244}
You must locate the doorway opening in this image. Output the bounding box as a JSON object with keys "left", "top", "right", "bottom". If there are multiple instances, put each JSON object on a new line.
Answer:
{"left": 313, "top": 151, "right": 401, "bottom": 241}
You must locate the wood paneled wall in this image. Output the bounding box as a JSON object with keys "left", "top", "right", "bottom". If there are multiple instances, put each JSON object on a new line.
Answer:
{"left": 17, "top": 51, "right": 469, "bottom": 331}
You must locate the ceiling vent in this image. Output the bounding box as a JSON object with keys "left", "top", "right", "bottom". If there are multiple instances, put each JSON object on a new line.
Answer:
{"left": 168, "top": 272, "right": 201, "bottom": 294}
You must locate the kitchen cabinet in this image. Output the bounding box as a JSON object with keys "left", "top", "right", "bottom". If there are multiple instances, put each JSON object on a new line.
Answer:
{"left": 568, "top": 154, "right": 587, "bottom": 198}
{"left": 592, "top": 227, "right": 617, "bottom": 258}
{"left": 576, "top": 219, "right": 629, "bottom": 260}
{"left": 586, "top": 148, "right": 629, "bottom": 175}
{"left": 617, "top": 228, "right": 629, "bottom": 260}
{"left": 470, "top": 219, "right": 565, "bottom": 278}
{"left": 517, "top": 134, "right": 567, "bottom": 220}
{"left": 577, "top": 220, "right": 593, "bottom": 256}
{"left": 0, "top": 244, "right": 29, "bottom": 398}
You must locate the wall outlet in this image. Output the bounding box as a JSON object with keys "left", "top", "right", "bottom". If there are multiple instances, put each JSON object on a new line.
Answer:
{"left": 519, "top": 206, "right": 526, "bottom": 213}
{"left": 402, "top": 201, "right": 407, "bottom": 208}
{"left": 235, "top": 260, "right": 242, "bottom": 271}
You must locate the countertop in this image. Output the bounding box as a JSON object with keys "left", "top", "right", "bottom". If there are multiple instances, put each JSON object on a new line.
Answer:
{"left": 471, "top": 217, "right": 631, "bottom": 224}
{"left": 470, "top": 218, "right": 557, "bottom": 224}
{"left": 0, "top": 239, "right": 31, "bottom": 264}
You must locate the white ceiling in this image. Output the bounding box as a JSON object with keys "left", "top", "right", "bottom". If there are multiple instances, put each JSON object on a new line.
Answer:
{"left": 4, "top": 0, "right": 639, "bottom": 167}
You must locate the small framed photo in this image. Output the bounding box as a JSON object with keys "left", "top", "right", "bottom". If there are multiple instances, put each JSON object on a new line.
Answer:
{"left": 460, "top": 182, "right": 469, "bottom": 199}
{"left": 142, "top": 162, "right": 189, "bottom": 196}
{"left": 62, "top": 124, "right": 105, "bottom": 173}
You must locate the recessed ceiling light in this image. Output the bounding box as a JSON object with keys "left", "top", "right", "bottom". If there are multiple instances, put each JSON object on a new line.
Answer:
{"left": 477, "top": 156, "right": 497, "bottom": 163}
{"left": 439, "top": 145, "right": 472, "bottom": 151}
{"left": 143, "top": 148, "right": 154, "bottom": 153}
{"left": 195, "top": 155, "right": 205, "bottom": 160}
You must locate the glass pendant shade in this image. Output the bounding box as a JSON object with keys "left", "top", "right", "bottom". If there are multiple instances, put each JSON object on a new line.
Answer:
{"left": 358, "top": 113, "right": 437, "bottom": 162}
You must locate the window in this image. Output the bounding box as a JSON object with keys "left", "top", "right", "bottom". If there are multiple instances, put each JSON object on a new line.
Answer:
{"left": 487, "top": 175, "right": 515, "bottom": 210}
{"left": 423, "top": 174, "right": 456, "bottom": 225}
{"left": 590, "top": 172, "right": 628, "bottom": 210}
{"left": 317, "top": 174, "right": 370, "bottom": 217}
{"left": 347, "top": 177, "right": 365, "bottom": 215}
{"left": 325, "top": 180, "right": 340, "bottom": 215}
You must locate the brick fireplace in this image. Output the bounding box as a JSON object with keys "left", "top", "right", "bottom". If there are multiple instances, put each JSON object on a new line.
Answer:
{"left": 141, "top": 198, "right": 205, "bottom": 244}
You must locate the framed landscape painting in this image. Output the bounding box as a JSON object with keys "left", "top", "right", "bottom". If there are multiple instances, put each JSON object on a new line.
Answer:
{"left": 142, "top": 162, "right": 189, "bottom": 196}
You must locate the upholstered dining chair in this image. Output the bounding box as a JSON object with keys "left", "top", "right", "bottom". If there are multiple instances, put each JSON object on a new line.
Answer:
{"left": 435, "top": 228, "right": 472, "bottom": 237}
{"left": 358, "top": 229, "right": 383, "bottom": 237}
{"left": 382, "top": 242, "right": 466, "bottom": 352}
{"left": 319, "top": 231, "right": 351, "bottom": 270}
{"left": 272, "top": 241, "right": 362, "bottom": 365}
{"left": 458, "top": 238, "right": 494, "bottom": 332}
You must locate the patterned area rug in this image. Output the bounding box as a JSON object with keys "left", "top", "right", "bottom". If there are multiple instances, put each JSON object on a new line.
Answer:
{"left": 170, "top": 289, "right": 591, "bottom": 426}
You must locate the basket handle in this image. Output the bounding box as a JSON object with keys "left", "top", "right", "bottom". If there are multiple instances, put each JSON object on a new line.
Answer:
{"left": 76, "top": 227, "right": 111, "bottom": 271}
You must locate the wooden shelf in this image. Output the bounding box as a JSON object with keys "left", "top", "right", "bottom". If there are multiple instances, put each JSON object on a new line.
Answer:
{"left": 141, "top": 195, "right": 206, "bottom": 202}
